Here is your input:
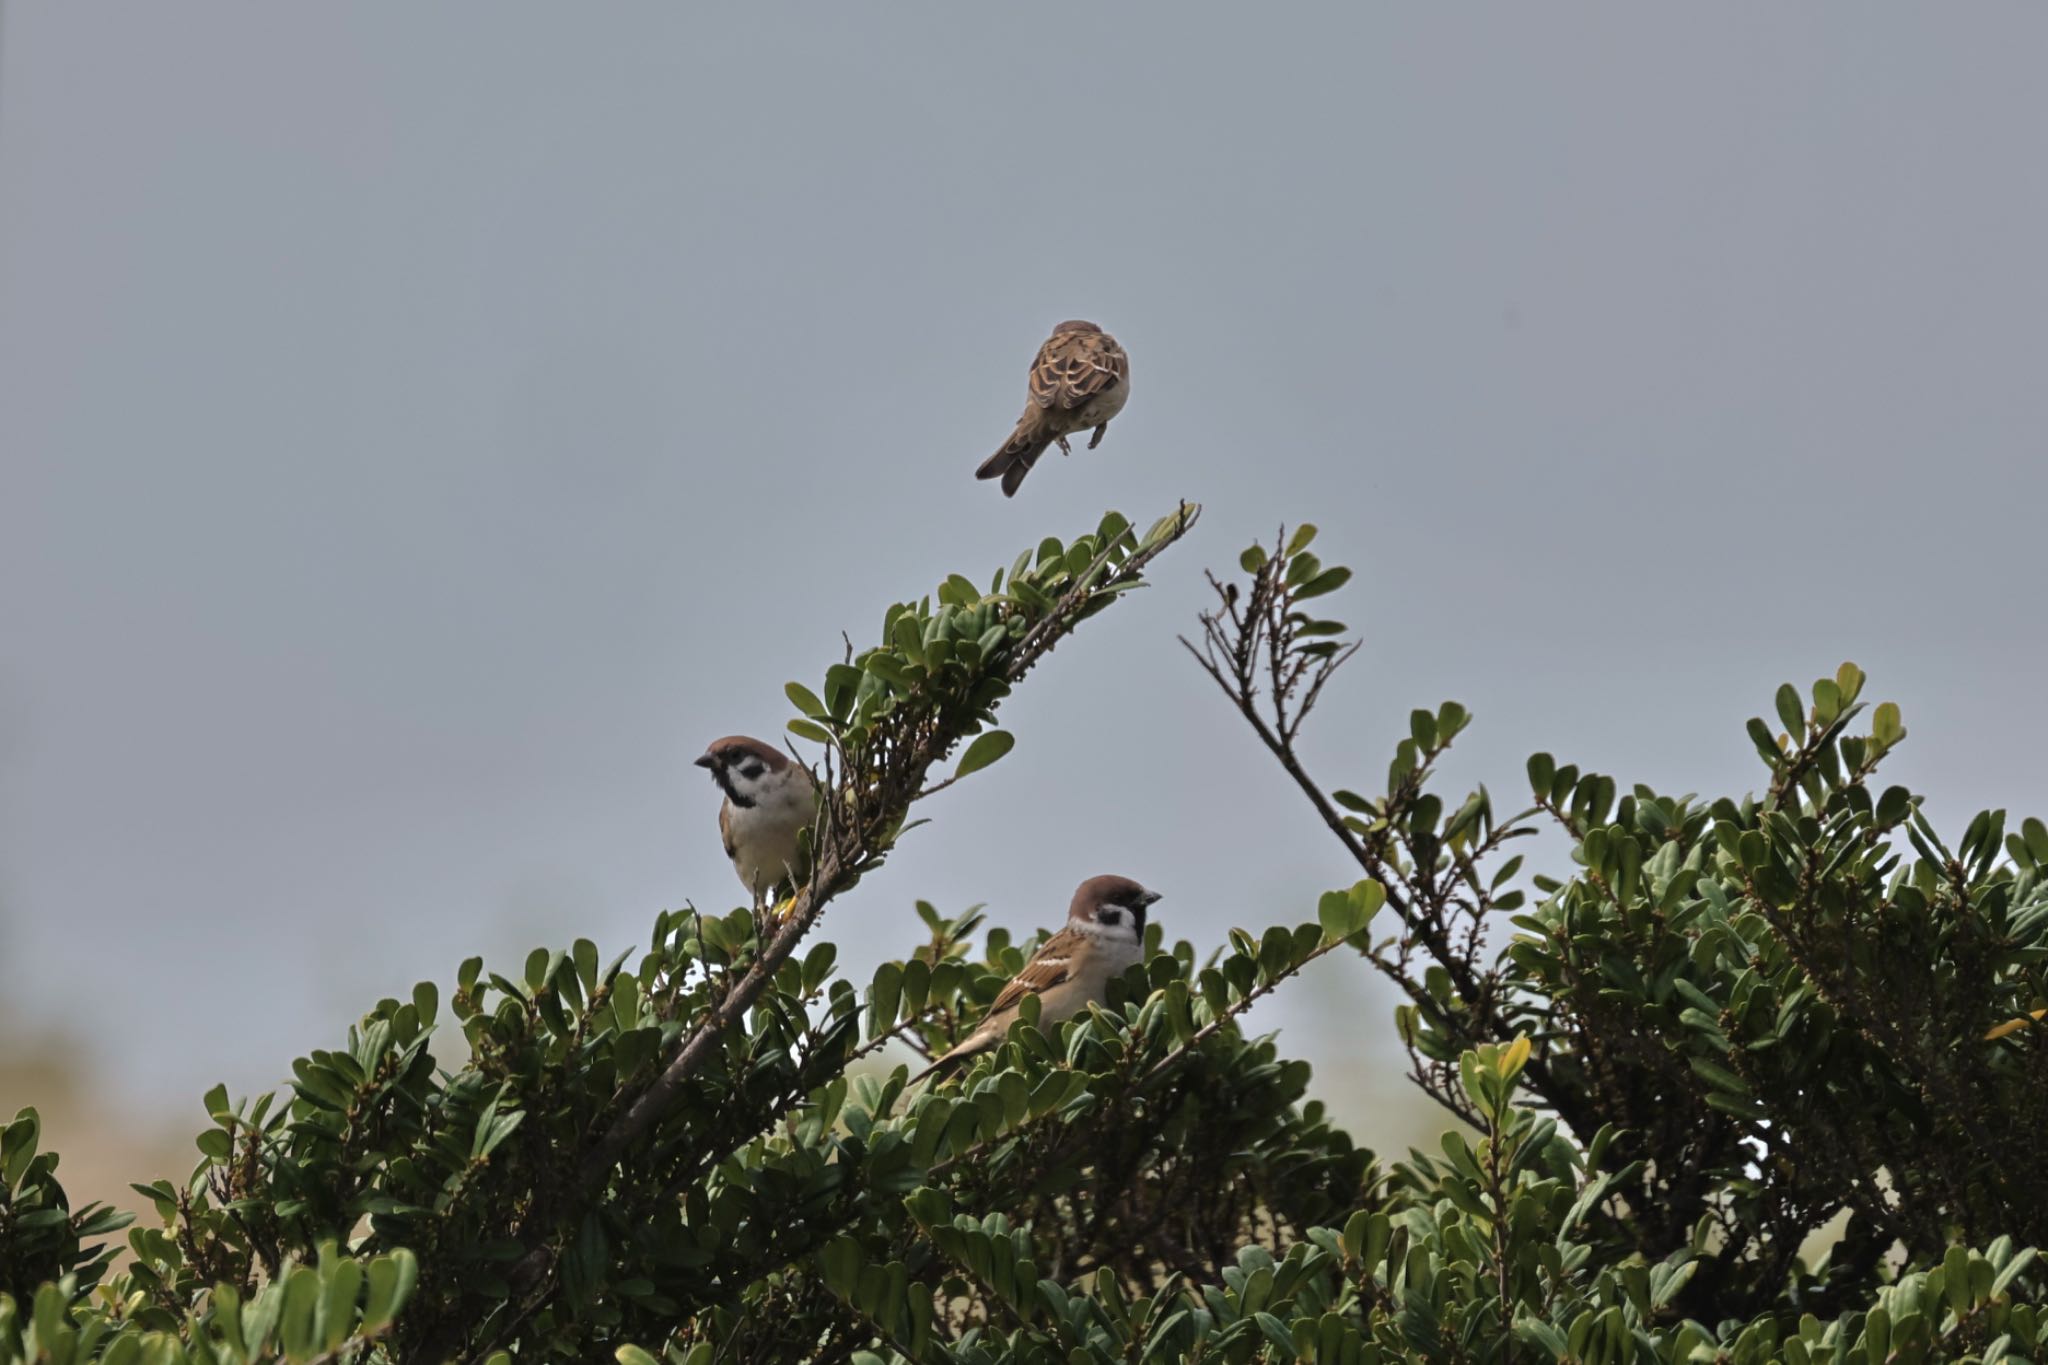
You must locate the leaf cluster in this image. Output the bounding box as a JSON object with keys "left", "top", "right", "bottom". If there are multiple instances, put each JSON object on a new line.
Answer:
{"left": 1183, "top": 525, "right": 2048, "bottom": 1351}
{"left": 0, "top": 1241, "right": 417, "bottom": 1365}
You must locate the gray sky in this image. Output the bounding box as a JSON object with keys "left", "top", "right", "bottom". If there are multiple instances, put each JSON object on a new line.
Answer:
{"left": 3, "top": 6, "right": 2044, "bottom": 1149}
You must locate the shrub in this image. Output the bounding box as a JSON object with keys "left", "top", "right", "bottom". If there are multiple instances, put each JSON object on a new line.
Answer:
{"left": 3, "top": 511, "right": 2043, "bottom": 1364}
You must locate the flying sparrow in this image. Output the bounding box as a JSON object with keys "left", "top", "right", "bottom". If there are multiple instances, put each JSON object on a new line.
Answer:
{"left": 694, "top": 735, "right": 818, "bottom": 912}
{"left": 975, "top": 321, "right": 1131, "bottom": 497}
{"left": 913, "top": 874, "right": 1160, "bottom": 1083}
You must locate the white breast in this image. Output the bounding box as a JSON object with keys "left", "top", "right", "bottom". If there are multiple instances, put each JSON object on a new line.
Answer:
{"left": 1040, "top": 925, "right": 1143, "bottom": 1025}
{"left": 725, "top": 774, "right": 816, "bottom": 899}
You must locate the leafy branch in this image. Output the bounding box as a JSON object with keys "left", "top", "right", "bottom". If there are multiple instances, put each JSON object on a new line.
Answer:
{"left": 411, "top": 504, "right": 1200, "bottom": 1361}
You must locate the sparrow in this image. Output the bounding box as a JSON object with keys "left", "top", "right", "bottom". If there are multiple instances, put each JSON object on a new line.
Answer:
{"left": 913, "top": 874, "right": 1160, "bottom": 1083}
{"left": 694, "top": 736, "right": 818, "bottom": 912}
{"left": 975, "top": 321, "right": 1131, "bottom": 497}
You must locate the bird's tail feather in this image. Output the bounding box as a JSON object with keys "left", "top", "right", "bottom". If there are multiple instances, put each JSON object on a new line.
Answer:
{"left": 909, "top": 1038, "right": 988, "bottom": 1085}
{"left": 976, "top": 432, "right": 1052, "bottom": 498}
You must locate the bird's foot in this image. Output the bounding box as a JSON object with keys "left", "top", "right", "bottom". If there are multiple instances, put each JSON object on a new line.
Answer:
{"left": 1087, "top": 423, "right": 1107, "bottom": 450}
{"left": 754, "top": 893, "right": 798, "bottom": 938}
{"left": 1055, "top": 434, "right": 1073, "bottom": 456}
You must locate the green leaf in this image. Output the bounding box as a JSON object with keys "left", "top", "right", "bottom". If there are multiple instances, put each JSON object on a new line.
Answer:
{"left": 1992, "top": 1247, "right": 2037, "bottom": 1299}
{"left": 524, "top": 946, "right": 554, "bottom": 993}
{"left": 1651, "top": 1260, "right": 1697, "bottom": 1310}
{"left": 412, "top": 980, "right": 439, "bottom": 1028}
{"left": 954, "top": 730, "right": 1016, "bottom": 780}
{"left": 1945, "top": 1246, "right": 1972, "bottom": 1316}
{"left": 1317, "top": 891, "right": 1362, "bottom": 945}
{"left": 865, "top": 652, "right": 914, "bottom": 689}
{"left": 816, "top": 665, "right": 856, "bottom": 722}
{"left": 2, "top": 1112, "right": 41, "bottom": 1191}
{"left": 1294, "top": 566, "right": 1352, "bottom": 601}
{"left": 1286, "top": 524, "right": 1318, "bottom": 556}
{"left": 31, "top": 1283, "right": 65, "bottom": 1355}
{"left": 1872, "top": 701, "right": 1906, "bottom": 747}
{"left": 361, "top": 1251, "right": 418, "bottom": 1335}
{"left": 787, "top": 718, "right": 834, "bottom": 745}
{"left": 279, "top": 1265, "right": 321, "bottom": 1363}
{"left": 1746, "top": 716, "right": 1782, "bottom": 764}
{"left": 893, "top": 614, "right": 926, "bottom": 665}
{"left": 1812, "top": 677, "right": 1842, "bottom": 724}
{"left": 868, "top": 963, "right": 903, "bottom": 1041}
{"left": 1318, "top": 880, "right": 1384, "bottom": 945}
{"left": 1702, "top": 1090, "right": 1766, "bottom": 1120}
{"left": 785, "top": 681, "right": 828, "bottom": 719}
{"left": 1775, "top": 682, "right": 1805, "bottom": 738}
{"left": 1253, "top": 1312, "right": 1299, "bottom": 1358}
{"left": 1516, "top": 1318, "right": 1570, "bottom": 1361}
{"left": 1863, "top": 1305, "right": 1891, "bottom": 1362}
{"left": 1688, "top": 1055, "right": 1750, "bottom": 1095}
{"left": 320, "top": 1257, "right": 364, "bottom": 1352}
{"left": 821, "top": 1237, "right": 863, "bottom": 1295}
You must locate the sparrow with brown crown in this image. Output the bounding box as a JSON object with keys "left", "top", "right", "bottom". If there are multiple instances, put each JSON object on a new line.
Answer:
{"left": 913, "top": 875, "right": 1160, "bottom": 1083}
{"left": 975, "top": 321, "right": 1131, "bottom": 497}
{"left": 694, "top": 736, "right": 818, "bottom": 917}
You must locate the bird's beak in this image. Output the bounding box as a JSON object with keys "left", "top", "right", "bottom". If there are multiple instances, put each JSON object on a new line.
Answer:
{"left": 693, "top": 752, "right": 717, "bottom": 770}
{"left": 1141, "top": 889, "right": 1162, "bottom": 906}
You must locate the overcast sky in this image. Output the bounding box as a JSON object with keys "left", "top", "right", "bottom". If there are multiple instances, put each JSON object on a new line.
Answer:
{"left": 3, "top": 6, "right": 2043, "bottom": 1151}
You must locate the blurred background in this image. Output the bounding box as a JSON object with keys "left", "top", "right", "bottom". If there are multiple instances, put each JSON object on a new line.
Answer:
{"left": 3, "top": 5, "right": 2043, "bottom": 1217}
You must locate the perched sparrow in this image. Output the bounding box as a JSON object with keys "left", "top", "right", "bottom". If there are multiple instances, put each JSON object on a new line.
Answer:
{"left": 694, "top": 736, "right": 818, "bottom": 911}
{"left": 913, "top": 875, "right": 1160, "bottom": 1083}
{"left": 975, "top": 321, "right": 1131, "bottom": 497}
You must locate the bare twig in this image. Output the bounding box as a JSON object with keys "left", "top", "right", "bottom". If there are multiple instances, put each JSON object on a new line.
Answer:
{"left": 913, "top": 772, "right": 965, "bottom": 803}
{"left": 1178, "top": 530, "right": 1594, "bottom": 1145}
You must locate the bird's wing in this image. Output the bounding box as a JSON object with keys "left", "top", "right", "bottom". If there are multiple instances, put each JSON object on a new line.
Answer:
{"left": 982, "top": 925, "right": 1082, "bottom": 1017}
{"left": 912, "top": 926, "right": 1090, "bottom": 1084}
{"left": 1028, "top": 331, "right": 1127, "bottom": 412}
{"left": 718, "top": 801, "right": 737, "bottom": 860}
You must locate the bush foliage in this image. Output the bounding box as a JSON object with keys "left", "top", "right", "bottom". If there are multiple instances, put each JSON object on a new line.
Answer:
{"left": 3, "top": 508, "right": 2044, "bottom": 1365}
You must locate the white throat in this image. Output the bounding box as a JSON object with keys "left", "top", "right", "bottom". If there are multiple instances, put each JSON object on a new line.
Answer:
{"left": 1071, "top": 916, "right": 1144, "bottom": 968}
{"left": 729, "top": 764, "right": 809, "bottom": 808}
